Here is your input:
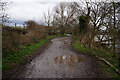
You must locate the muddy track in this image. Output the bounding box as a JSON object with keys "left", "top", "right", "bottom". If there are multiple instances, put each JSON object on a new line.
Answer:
{"left": 12, "top": 37, "right": 105, "bottom": 78}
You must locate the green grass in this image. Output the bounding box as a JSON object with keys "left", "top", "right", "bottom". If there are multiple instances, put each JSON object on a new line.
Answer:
{"left": 73, "top": 40, "right": 92, "bottom": 54}
{"left": 2, "top": 35, "right": 63, "bottom": 70}
{"left": 72, "top": 39, "right": 120, "bottom": 78}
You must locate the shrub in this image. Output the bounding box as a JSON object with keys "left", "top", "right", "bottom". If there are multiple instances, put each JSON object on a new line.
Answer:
{"left": 2, "top": 26, "right": 47, "bottom": 57}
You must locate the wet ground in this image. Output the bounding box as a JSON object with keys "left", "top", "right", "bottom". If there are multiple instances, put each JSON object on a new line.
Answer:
{"left": 13, "top": 37, "right": 105, "bottom": 78}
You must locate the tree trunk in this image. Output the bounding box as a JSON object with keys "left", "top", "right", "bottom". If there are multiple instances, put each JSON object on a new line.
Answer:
{"left": 119, "top": 53, "right": 120, "bottom": 67}
{"left": 113, "top": 2, "right": 116, "bottom": 57}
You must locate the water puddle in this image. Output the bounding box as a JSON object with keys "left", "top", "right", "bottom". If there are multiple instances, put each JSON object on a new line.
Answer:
{"left": 64, "top": 41, "right": 68, "bottom": 44}
{"left": 54, "top": 54, "right": 85, "bottom": 68}
{"left": 64, "top": 40, "right": 71, "bottom": 44}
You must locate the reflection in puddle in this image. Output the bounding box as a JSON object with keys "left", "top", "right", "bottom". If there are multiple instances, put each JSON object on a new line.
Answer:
{"left": 64, "top": 40, "right": 71, "bottom": 44}
{"left": 54, "top": 54, "right": 85, "bottom": 68}
{"left": 64, "top": 41, "right": 68, "bottom": 44}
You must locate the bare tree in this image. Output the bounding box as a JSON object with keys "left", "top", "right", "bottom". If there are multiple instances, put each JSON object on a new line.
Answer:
{"left": 0, "top": 0, "right": 9, "bottom": 26}
{"left": 53, "top": 2, "right": 79, "bottom": 35}
{"left": 43, "top": 9, "right": 53, "bottom": 35}
{"left": 44, "top": 9, "right": 52, "bottom": 27}
{"left": 24, "top": 20, "right": 38, "bottom": 29}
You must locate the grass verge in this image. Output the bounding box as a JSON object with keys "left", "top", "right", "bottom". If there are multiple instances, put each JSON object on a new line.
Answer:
{"left": 2, "top": 35, "right": 62, "bottom": 71}
{"left": 72, "top": 39, "right": 120, "bottom": 78}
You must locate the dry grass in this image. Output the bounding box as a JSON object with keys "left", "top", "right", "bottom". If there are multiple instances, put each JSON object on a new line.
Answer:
{"left": 2, "top": 26, "right": 48, "bottom": 57}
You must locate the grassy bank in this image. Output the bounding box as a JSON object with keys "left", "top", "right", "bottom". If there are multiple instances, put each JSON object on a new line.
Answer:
{"left": 72, "top": 39, "right": 120, "bottom": 78}
{"left": 2, "top": 35, "right": 62, "bottom": 70}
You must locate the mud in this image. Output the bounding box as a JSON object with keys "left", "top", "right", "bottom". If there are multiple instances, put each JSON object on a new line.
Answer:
{"left": 13, "top": 37, "right": 105, "bottom": 78}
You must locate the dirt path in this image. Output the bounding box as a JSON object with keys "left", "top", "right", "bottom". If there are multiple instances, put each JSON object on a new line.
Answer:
{"left": 14, "top": 37, "right": 105, "bottom": 78}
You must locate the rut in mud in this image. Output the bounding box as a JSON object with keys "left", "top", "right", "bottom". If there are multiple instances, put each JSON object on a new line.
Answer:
{"left": 14, "top": 37, "right": 105, "bottom": 78}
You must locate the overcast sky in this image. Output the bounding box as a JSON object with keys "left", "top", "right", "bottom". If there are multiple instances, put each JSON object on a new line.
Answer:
{"left": 6, "top": 0, "right": 83, "bottom": 27}
{"left": 5, "top": 0, "right": 118, "bottom": 27}
{"left": 6, "top": 0, "right": 56, "bottom": 26}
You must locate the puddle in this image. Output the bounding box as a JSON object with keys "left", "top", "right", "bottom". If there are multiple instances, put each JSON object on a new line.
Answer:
{"left": 54, "top": 54, "right": 85, "bottom": 68}
{"left": 64, "top": 42, "right": 71, "bottom": 44}
{"left": 64, "top": 41, "right": 68, "bottom": 44}
{"left": 64, "top": 40, "right": 71, "bottom": 44}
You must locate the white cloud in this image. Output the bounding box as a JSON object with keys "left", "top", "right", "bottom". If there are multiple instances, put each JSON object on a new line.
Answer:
{"left": 9, "top": 0, "right": 80, "bottom": 3}
{"left": 7, "top": 1, "right": 58, "bottom": 26}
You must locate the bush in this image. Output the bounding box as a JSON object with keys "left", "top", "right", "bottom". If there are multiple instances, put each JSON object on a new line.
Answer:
{"left": 2, "top": 26, "right": 47, "bottom": 57}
